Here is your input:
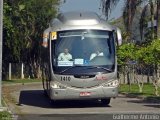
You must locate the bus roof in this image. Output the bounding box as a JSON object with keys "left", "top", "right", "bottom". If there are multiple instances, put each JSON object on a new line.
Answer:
{"left": 49, "top": 11, "right": 114, "bottom": 31}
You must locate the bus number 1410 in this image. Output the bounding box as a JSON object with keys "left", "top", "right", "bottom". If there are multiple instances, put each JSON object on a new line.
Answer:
{"left": 61, "top": 76, "right": 71, "bottom": 81}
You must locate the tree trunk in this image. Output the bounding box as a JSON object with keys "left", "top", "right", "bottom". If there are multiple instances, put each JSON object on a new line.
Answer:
{"left": 139, "top": 86, "right": 143, "bottom": 93}
{"left": 127, "top": 0, "right": 132, "bottom": 43}
{"left": 155, "top": 85, "right": 159, "bottom": 96}
{"left": 150, "top": 0, "right": 155, "bottom": 39}
{"left": 157, "top": 0, "right": 160, "bottom": 38}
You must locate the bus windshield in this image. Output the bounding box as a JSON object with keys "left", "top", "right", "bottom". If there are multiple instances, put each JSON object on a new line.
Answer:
{"left": 52, "top": 30, "right": 115, "bottom": 74}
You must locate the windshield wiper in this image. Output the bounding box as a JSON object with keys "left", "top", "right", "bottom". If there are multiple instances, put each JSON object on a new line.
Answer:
{"left": 59, "top": 65, "right": 82, "bottom": 74}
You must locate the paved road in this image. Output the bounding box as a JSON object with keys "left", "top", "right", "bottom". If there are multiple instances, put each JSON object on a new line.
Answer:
{"left": 2, "top": 83, "right": 160, "bottom": 120}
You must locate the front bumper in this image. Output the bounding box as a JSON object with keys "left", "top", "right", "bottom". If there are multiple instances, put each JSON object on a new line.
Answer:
{"left": 49, "top": 85, "right": 118, "bottom": 100}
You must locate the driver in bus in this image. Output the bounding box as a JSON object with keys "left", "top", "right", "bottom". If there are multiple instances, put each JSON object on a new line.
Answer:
{"left": 58, "top": 48, "right": 72, "bottom": 61}
{"left": 90, "top": 48, "right": 104, "bottom": 60}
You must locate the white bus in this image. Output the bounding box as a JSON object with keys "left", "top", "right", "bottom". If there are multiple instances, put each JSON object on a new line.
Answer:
{"left": 41, "top": 11, "right": 122, "bottom": 105}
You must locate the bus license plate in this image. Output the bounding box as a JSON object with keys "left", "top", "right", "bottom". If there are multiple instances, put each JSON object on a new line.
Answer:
{"left": 80, "top": 92, "right": 91, "bottom": 96}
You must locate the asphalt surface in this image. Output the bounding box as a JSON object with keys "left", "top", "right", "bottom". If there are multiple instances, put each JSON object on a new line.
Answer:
{"left": 2, "top": 83, "right": 160, "bottom": 120}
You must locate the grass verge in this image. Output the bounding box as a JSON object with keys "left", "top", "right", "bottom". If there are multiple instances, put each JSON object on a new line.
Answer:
{"left": 119, "top": 83, "right": 160, "bottom": 102}
{"left": 0, "top": 99, "right": 12, "bottom": 120}
{"left": 0, "top": 111, "right": 12, "bottom": 120}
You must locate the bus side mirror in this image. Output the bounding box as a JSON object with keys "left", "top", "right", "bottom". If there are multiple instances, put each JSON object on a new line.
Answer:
{"left": 116, "top": 28, "right": 122, "bottom": 46}
{"left": 42, "top": 28, "right": 51, "bottom": 48}
{"left": 42, "top": 38, "right": 48, "bottom": 48}
{"left": 42, "top": 33, "right": 48, "bottom": 48}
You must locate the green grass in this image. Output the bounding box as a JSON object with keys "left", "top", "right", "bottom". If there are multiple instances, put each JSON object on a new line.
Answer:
{"left": 2, "top": 79, "right": 41, "bottom": 84}
{"left": 119, "top": 83, "right": 160, "bottom": 97}
{"left": 0, "top": 111, "right": 12, "bottom": 120}
{"left": 2, "top": 99, "right": 7, "bottom": 107}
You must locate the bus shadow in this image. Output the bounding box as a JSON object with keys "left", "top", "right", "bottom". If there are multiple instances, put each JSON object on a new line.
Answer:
{"left": 18, "top": 90, "right": 111, "bottom": 108}
{"left": 18, "top": 90, "right": 52, "bottom": 108}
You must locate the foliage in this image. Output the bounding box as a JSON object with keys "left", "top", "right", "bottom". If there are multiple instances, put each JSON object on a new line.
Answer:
{"left": 149, "top": 39, "right": 160, "bottom": 64}
{"left": 3, "top": 0, "right": 60, "bottom": 63}
{"left": 101, "top": 0, "right": 120, "bottom": 20}
{"left": 117, "top": 43, "right": 137, "bottom": 65}
{"left": 123, "top": 0, "right": 142, "bottom": 32}
{"left": 139, "top": 0, "right": 157, "bottom": 41}
{"left": 3, "top": 0, "right": 60, "bottom": 79}
{"left": 136, "top": 39, "right": 160, "bottom": 65}
{"left": 0, "top": 111, "right": 12, "bottom": 120}
{"left": 117, "top": 39, "right": 160, "bottom": 65}
{"left": 102, "top": 0, "right": 160, "bottom": 42}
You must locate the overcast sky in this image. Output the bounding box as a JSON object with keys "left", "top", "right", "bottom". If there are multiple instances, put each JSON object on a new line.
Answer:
{"left": 60, "top": 0, "right": 124, "bottom": 20}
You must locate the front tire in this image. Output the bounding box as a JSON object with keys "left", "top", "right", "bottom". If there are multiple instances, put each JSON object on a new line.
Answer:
{"left": 101, "top": 98, "right": 111, "bottom": 105}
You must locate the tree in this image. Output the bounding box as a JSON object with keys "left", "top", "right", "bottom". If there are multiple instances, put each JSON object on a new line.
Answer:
{"left": 3, "top": 0, "right": 60, "bottom": 79}
{"left": 157, "top": 0, "right": 160, "bottom": 38}
{"left": 102, "top": 0, "right": 160, "bottom": 95}
{"left": 101, "top": 0, "right": 160, "bottom": 41}
{"left": 117, "top": 39, "right": 160, "bottom": 95}
{"left": 126, "top": 0, "right": 160, "bottom": 40}
{"left": 117, "top": 43, "right": 137, "bottom": 65}
{"left": 101, "top": 0, "right": 142, "bottom": 42}
{"left": 101, "top": 0, "right": 120, "bottom": 20}
{"left": 122, "top": 0, "right": 143, "bottom": 43}
{"left": 136, "top": 0, "right": 160, "bottom": 40}
{"left": 140, "top": 0, "right": 157, "bottom": 42}
{"left": 138, "top": 39, "right": 160, "bottom": 96}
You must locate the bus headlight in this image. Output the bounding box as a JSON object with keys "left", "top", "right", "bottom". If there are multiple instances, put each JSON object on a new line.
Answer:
{"left": 51, "top": 81, "right": 66, "bottom": 89}
{"left": 102, "top": 80, "right": 119, "bottom": 87}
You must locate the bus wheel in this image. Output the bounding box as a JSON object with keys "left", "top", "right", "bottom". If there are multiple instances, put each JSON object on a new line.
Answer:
{"left": 101, "top": 98, "right": 110, "bottom": 105}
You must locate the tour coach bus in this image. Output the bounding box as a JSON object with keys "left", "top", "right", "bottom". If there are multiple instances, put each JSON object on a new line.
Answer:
{"left": 41, "top": 11, "right": 122, "bottom": 105}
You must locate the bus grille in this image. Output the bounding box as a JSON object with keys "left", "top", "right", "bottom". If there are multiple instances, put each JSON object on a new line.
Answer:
{"left": 70, "top": 84, "right": 99, "bottom": 89}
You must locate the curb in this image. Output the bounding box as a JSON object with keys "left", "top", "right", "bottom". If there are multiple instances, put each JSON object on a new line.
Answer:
{"left": 2, "top": 82, "right": 41, "bottom": 87}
